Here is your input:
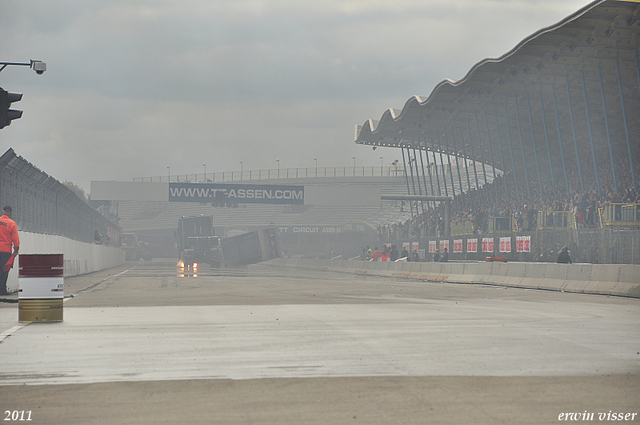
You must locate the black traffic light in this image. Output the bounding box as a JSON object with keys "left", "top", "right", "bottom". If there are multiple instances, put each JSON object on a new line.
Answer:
{"left": 0, "top": 88, "right": 23, "bottom": 129}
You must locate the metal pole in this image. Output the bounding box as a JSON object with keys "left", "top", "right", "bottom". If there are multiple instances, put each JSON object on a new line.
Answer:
{"left": 436, "top": 134, "right": 449, "bottom": 197}
{"left": 418, "top": 145, "right": 433, "bottom": 211}
{"left": 636, "top": 47, "right": 640, "bottom": 97}
{"left": 494, "top": 110, "right": 510, "bottom": 203}
{"left": 615, "top": 58, "right": 638, "bottom": 194}
{"left": 431, "top": 140, "right": 442, "bottom": 197}
{"left": 526, "top": 93, "right": 544, "bottom": 203}
{"left": 514, "top": 96, "right": 532, "bottom": 200}
{"left": 539, "top": 91, "right": 557, "bottom": 199}
{"left": 466, "top": 119, "right": 482, "bottom": 206}
{"left": 450, "top": 126, "right": 466, "bottom": 210}
{"left": 565, "top": 75, "right": 585, "bottom": 193}
{"left": 581, "top": 71, "right": 601, "bottom": 197}
{"left": 551, "top": 84, "right": 571, "bottom": 199}
{"left": 443, "top": 127, "right": 458, "bottom": 211}
{"left": 411, "top": 142, "right": 425, "bottom": 214}
{"left": 504, "top": 103, "right": 521, "bottom": 202}
{"left": 459, "top": 128, "right": 474, "bottom": 208}
{"left": 401, "top": 148, "right": 415, "bottom": 217}
{"left": 598, "top": 66, "right": 619, "bottom": 195}
{"left": 474, "top": 113, "right": 490, "bottom": 205}
{"left": 483, "top": 112, "right": 499, "bottom": 203}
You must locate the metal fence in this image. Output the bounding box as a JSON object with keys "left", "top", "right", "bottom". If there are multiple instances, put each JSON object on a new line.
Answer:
{"left": 133, "top": 164, "right": 452, "bottom": 183}
{"left": 0, "top": 148, "right": 120, "bottom": 245}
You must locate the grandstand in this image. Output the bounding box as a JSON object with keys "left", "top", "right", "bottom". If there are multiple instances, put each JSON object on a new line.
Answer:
{"left": 350, "top": 0, "right": 640, "bottom": 264}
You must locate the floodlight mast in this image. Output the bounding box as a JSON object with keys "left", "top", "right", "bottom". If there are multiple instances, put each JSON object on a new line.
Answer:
{"left": 0, "top": 60, "right": 47, "bottom": 75}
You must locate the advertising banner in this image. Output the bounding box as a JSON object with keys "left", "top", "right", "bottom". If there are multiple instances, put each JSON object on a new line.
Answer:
{"left": 439, "top": 240, "right": 449, "bottom": 253}
{"left": 169, "top": 183, "right": 304, "bottom": 205}
{"left": 499, "top": 237, "right": 512, "bottom": 253}
{"left": 453, "top": 239, "right": 463, "bottom": 253}
{"left": 467, "top": 238, "right": 477, "bottom": 253}
{"left": 429, "top": 241, "right": 437, "bottom": 253}
{"left": 516, "top": 235, "right": 531, "bottom": 252}
{"left": 482, "top": 237, "right": 494, "bottom": 253}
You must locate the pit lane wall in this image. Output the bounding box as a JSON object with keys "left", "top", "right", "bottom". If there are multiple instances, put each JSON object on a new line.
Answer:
{"left": 4, "top": 231, "right": 125, "bottom": 294}
{"left": 268, "top": 258, "right": 640, "bottom": 299}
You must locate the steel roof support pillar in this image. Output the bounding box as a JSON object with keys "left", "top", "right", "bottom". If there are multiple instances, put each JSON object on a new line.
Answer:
{"left": 436, "top": 134, "right": 449, "bottom": 198}
{"left": 466, "top": 119, "right": 483, "bottom": 206}
{"left": 443, "top": 127, "right": 458, "bottom": 211}
{"left": 474, "top": 113, "right": 490, "bottom": 205}
{"left": 581, "top": 71, "right": 601, "bottom": 197}
{"left": 615, "top": 58, "right": 638, "bottom": 195}
{"left": 504, "top": 103, "right": 521, "bottom": 202}
{"left": 597, "top": 66, "right": 618, "bottom": 195}
{"left": 401, "top": 148, "right": 415, "bottom": 217}
{"left": 494, "top": 110, "right": 510, "bottom": 204}
{"left": 483, "top": 112, "right": 499, "bottom": 203}
{"left": 514, "top": 96, "right": 533, "bottom": 200}
{"left": 450, "top": 126, "right": 466, "bottom": 211}
{"left": 539, "top": 91, "right": 557, "bottom": 199}
{"left": 551, "top": 84, "right": 572, "bottom": 199}
{"left": 526, "top": 93, "right": 545, "bottom": 203}
{"left": 565, "top": 75, "right": 585, "bottom": 194}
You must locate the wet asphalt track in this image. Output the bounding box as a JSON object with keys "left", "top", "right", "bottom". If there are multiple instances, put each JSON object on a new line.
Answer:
{"left": 0, "top": 259, "right": 638, "bottom": 424}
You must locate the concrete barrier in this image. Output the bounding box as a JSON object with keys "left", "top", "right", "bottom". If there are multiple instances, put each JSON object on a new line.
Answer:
{"left": 270, "top": 258, "right": 640, "bottom": 299}
{"left": 5, "top": 232, "right": 125, "bottom": 294}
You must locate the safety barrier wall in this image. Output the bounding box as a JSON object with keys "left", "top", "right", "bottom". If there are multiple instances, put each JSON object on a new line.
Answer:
{"left": 268, "top": 258, "right": 640, "bottom": 299}
{"left": 4, "top": 231, "right": 125, "bottom": 293}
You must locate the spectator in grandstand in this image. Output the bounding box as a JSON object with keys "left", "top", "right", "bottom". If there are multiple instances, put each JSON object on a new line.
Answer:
{"left": 0, "top": 206, "right": 20, "bottom": 295}
{"left": 557, "top": 246, "right": 572, "bottom": 264}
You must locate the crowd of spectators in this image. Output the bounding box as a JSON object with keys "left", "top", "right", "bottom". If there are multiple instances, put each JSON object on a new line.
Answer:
{"left": 379, "top": 154, "right": 639, "bottom": 241}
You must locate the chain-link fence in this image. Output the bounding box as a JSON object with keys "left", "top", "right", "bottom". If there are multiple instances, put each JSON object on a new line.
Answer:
{"left": 0, "top": 148, "right": 120, "bottom": 245}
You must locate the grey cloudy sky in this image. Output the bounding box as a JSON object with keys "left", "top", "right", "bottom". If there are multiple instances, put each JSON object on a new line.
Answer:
{"left": 0, "top": 0, "right": 592, "bottom": 192}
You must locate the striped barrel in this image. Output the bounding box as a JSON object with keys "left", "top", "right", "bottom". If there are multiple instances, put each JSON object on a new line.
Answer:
{"left": 18, "top": 254, "right": 64, "bottom": 322}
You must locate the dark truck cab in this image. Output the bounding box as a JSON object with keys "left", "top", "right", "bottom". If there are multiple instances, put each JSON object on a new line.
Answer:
{"left": 176, "top": 216, "right": 220, "bottom": 267}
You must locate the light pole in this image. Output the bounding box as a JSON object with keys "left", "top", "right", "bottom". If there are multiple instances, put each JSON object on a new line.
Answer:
{"left": 203, "top": 163, "right": 206, "bottom": 181}
{"left": 276, "top": 159, "right": 280, "bottom": 178}
{"left": 167, "top": 166, "right": 170, "bottom": 183}
{"left": 314, "top": 157, "right": 317, "bottom": 177}
{"left": 240, "top": 161, "right": 243, "bottom": 179}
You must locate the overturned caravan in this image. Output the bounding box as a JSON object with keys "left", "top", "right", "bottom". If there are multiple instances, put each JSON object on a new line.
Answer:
{"left": 177, "top": 216, "right": 282, "bottom": 268}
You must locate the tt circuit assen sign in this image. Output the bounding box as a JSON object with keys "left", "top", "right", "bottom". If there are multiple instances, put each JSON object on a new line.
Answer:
{"left": 169, "top": 183, "right": 304, "bottom": 205}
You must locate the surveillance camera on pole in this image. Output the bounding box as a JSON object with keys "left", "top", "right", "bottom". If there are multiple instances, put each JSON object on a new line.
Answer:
{"left": 31, "top": 60, "right": 46, "bottom": 75}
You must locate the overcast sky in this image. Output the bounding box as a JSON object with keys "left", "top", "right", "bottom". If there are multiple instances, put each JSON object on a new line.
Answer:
{"left": 0, "top": 0, "right": 593, "bottom": 193}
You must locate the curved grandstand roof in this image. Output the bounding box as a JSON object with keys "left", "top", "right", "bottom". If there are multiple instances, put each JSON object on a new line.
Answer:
{"left": 355, "top": 0, "right": 640, "bottom": 197}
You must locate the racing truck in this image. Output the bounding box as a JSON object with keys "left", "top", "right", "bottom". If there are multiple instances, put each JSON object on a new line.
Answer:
{"left": 176, "top": 215, "right": 221, "bottom": 268}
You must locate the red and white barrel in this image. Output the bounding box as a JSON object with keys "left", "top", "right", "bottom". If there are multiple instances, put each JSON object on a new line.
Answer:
{"left": 18, "top": 254, "right": 64, "bottom": 322}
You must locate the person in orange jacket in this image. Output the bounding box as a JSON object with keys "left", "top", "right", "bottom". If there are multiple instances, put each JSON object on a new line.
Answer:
{"left": 0, "top": 206, "right": 20, "bottom": 295}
